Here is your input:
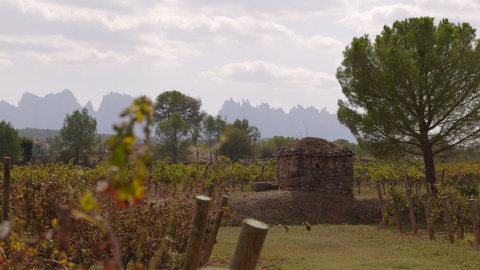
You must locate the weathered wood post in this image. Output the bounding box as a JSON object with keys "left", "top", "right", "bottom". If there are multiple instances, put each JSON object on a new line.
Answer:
{"left": 442, "top": 196, "right": 455, "bottom": 244}
{"left": 206, "top": 183, "right": 215, "bottom": 198}
{"left": 58, "top": 205, "right": 74, "bottom": 251}
{"left": 201, "top": 195, "right": 230, "bottom": 266}
{"left": 390, "top": 186, "right": 402, "bottom": 231}
{"left": 376, "top": 182, "right": 386, "bottom": 225}
{"left": 260, "top": 165, "right": 265, "bottom": 182}
{"left": 229, "top": 218, "right": 268, "bottom": 270}
{"left": 469, "top": 199, "right": 480, "bottom": 247}
{"left": 3, "top": 157, "right": 11, "bottom": 221}
{"left": 423, "top": 193, "right": 434, "bottom": 240}
{"left": 405, "top": 188, "right": 418, "bottom": 234}
{"left": 183, "top": 195, "right": 212, "bottom": 270}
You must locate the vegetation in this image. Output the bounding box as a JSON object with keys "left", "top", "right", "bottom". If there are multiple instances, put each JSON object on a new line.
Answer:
{"left": 0, "top": 121, "right": 23, "bottom": 164}
{"left": 202, "top": 115, "right": 227, "bottom": 163}
{"left": 153, "top": 90, "right": 206, "bottom": 163}
{"left": 58, "top": 108, "right": 99, "bottom": 165}
{"left": 337, "top": 17, "right": 480, "bottom": 192}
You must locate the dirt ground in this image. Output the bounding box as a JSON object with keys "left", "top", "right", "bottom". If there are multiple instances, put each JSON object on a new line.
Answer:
{"left": 227, "top": 190, "right": 383, "bottom": 226}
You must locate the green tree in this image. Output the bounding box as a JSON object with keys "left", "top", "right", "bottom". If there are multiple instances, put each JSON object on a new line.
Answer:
{"left": 59, "top": 108, "right": 98, "bottom": 165}
{"left": 0, "top": 121, "right": 22, "bottom": 164}
{"left": 336, "top": 17, "right": 480, "bottom": 192}
{"left": 20, "top": 137, "right": 33, "bottom": 164}
{"left": 154, "top": 112, "right": 190, "bottom": 163}
{"left": 232, "top": 118, "right": 261, "bottom": 159}
{"left": 153, "top": 90, "right": 205, "bottom": 127}
{"left": 203, "top": 115, "right": 227, "bottom": 163}
{"left": 259, "top": 136, "right": 297, "bottom": 158}
{"left": 153, "top": 90, "right": 206, "bottom": 162}
{"left": 219, "top": 125, "right": 252, "bottom": 162}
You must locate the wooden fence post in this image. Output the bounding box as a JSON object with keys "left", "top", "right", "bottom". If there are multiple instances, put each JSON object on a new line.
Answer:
{"left": 442, "top": 196, "right": 455, "bottom": 244}
{"left": 201, "top": 195, "right": 230, "bottom": 266}
{"left": 469, "top": 199, "right": 480, "bottom": 247}
{"left": 390, "top": 186, "right": 402, "bottom": 231}
{"left": 423, "top": 194, "right": 434, "bottom": 240}
{"left": 206, "top": 183, "right": 215, "bottom": 198}
{"left": 229, "top": 218, "right": 268, "bottom": 270}
{"left": 183, "top": 195, "right": 212, "bottom": 270}
{"left": 3, "top": 157, "right": 11, "bottom": 221}
{"left": 405, "top": 188, "right": 418, "bottom": 234}
{"left": 260, "top": 166, "right": 265, "bottom": 182}
{"left": 376, "top": 182, "right": 386, "bottom": 225}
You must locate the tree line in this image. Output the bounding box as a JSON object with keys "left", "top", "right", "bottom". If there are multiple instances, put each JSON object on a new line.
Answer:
{"left": 4, "top": 90, "right": 356, "bottom": 166}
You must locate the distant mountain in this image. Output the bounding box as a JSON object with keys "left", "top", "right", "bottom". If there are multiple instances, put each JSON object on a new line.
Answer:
{"left": 218, "top": 99, "right": 355, "bottom": 142}
{"left": 0, "top": 91, "right": 355, "bottom": 142}
{"left": 0, "top": 89, "right": 134, "bottom": 134}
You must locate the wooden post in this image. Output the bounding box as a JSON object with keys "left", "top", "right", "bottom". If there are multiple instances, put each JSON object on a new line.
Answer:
{"left": 229, "top": 219, "right": 268, "bottom": 270}
{"left": 206, "top": 183, "right": 215, "bottom": 198}
{"left": 390, "top": 186, "right": 402, "bottom": 231}
{"left": 442, "top": 196, "right": 455, "bottom": 244}
{"left": 3, "top": 157, "right": 11, "bottom": 221}
{"left": 183, "top": 195, "right": 212, "bottom": 270}
{"left": 405, "top": 189, "right": 418, "bottom": 234}
{"left": 201, "top": 196, "right": 230, "bottom": 266}
{"left": 469, "top": 199, "right": 480, "bottom": 247}
{"left": 241, "top": 181, "right": 244, "bottom": 192}
{"left": 204, "top": 165, "right": 209, "bottom": 179}
{"left": 423, "top": 194, "right": 434, "bottom": 240}
{"left": 58, "top": 205, "right": 74, "bottom": 251}
{"left": 260, "top": 166, "right": 265, "bottom": 182}
{"left": 376, "top": 182, "right": 386, "bottom": 225}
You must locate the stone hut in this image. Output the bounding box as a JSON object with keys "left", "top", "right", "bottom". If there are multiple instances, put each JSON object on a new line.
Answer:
{"left": 276, "top": 137, "right": 354, "bottom": 197}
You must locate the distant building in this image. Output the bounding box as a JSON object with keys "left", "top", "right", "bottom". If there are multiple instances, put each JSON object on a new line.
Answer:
{"left": 276, "top": 137, "right": 354, "bottom": 197}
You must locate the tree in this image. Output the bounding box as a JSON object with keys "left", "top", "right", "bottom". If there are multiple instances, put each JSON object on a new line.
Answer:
{"left": 219, "top": 125, "right": 252, "bottom": 162}
{"left": 336, "top": 17, "right": 480, "bottom": 192}
{"left": 232, "top": 118, "right": 261, "bottom": 160}
{"left": 20, "top": 137, "right": 33, "bottom": 164}
{"left": 153, "top": 90, "right": 205, "bottom": 127}
{"left": 0, "top": 121, "right": 22, "bottom": 164}
{"left": 59, "top": 108, "right": 98, "bottom": 165}
{"left": 259, "top": 136, "right": 297, "bottom": 158}
{"left": 154, "top": 113, "right": 190, "bottom": 163}
{"left": 153, "top": 90, "right": 206, "bottom": 162}
{"left": 203, "top": 115, "right": 227, "bottom": 163}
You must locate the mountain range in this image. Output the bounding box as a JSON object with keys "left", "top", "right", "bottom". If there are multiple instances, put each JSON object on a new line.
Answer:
{"left": 0, "top": 90, "right": 355, "bottom": 141}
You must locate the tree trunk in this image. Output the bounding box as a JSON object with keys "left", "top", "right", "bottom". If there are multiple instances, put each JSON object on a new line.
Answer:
{"left": 422, "top": 143, "right": 437, "bottom": 193}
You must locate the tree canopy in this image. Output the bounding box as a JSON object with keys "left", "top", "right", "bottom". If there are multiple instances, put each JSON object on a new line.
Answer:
{"left": 154, "top": 112, "right": 190, "bottom": 163}
{"left": 153, "top": 90, "right": 205, "bottom": 127}
{"left": 0, "top": 121, "right": 22, "bottom": 164}
{"left": 59, "top": 108, "right": 98, "bottom": 165}
{"left": 336, "top": 17, "right": 480, "bottom": 191}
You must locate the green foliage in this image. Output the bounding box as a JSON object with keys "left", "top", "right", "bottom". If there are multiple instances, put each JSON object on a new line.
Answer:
{"left": 219, "top": 125, "right": 252, "bottom": 162}
{"left": 0, "top": 121, "right": 22, "bottom": 164}
{"left": 202, "top": 114, "right": 227, "bottom": 163}
{"left": 19, "top": 137, "right": 33, "bottom": 164}
{"left": 153, "top": 90, "right": 205, "bottom": 127}
{"left": 337, "top": 17, "right": 480, "bottom": 188}
{"left": 59, "top": 108, "right": 98, "bottom": 165}
{"left": 154, "top": 112, "right": 191, "bottom": 163}
{"left": 258, "top": 136, "right": 297, "bottom": 158}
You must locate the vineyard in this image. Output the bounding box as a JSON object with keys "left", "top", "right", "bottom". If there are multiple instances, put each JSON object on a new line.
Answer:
{"left": 3, "top": 96, "right": 480, "bottom": 269}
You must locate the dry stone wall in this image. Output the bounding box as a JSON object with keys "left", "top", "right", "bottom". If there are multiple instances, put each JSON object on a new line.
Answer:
{"left": 276, "top": 137, "right": 354, "bottom": 197}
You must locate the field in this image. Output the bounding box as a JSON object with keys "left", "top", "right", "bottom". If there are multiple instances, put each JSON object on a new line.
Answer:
{"left": 208, "top": 224, "right": 480, "bottom": 270}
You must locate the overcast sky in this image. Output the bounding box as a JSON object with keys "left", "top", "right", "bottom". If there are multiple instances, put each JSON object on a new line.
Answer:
{"left": 1, "top": 0, "right": 479, "bottom": 115}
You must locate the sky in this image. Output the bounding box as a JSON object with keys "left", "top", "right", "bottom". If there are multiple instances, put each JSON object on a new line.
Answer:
{"left": 1, "top": 0, "right": 479, "bottom": 116}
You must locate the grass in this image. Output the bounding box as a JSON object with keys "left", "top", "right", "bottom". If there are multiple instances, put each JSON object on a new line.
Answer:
{"left": 207, "top": 223, "right": 480, "bottom": 269}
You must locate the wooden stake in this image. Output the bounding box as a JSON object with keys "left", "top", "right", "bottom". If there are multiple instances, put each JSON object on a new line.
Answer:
{"left": 442, "top": 196, "right": 455, "bottom": 244}
{"left": 3, "top": 157, "right": 11, "bottom": 221}
{"left": 376, "top": 182, "right": 386, "bottom": 225}
{"left": 423, "top": 194, "right": 434, "bottom": 240}
{"left": 229, "top": 219, "right": 268, "bottom": 270}
{"left": 183, "top": 195, "right": 212, "bottom": 270}
{"left": 405, "top": 188, "right": 418, "bottom": 234}
{"left": 201, "top": 195, "right": 229, "bottom": 266}
{"left": 469, "top": 199, "right": 480, "bottom": 247}
{"left": 390, "top": 186, "right": 402, "bottom": 231}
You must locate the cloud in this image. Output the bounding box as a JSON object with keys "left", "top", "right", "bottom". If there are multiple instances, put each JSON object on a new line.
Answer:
{"left": 0, "top": 35, "right": 130, "bottom": 65}
{"left": 199, "top": 60, "right": 338, "bottom": 92}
